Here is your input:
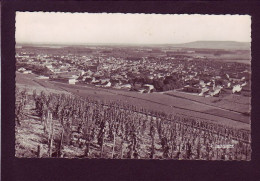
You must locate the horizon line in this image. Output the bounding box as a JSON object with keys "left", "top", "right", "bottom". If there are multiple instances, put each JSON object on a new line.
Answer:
{"left": 16, "top": 40, "right": 251, "bottom": 46}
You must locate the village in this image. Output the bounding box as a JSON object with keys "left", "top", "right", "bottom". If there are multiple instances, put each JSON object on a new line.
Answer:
{"left": 16, "top": 45, "right": 251, "bottom": 98}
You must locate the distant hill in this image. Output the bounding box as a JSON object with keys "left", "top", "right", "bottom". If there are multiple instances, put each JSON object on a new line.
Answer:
{"left": 17, "top": 41, "right": 251, "bottom": 50}
{"left": 169, "top": 41, "right": 251, "bottom": 50}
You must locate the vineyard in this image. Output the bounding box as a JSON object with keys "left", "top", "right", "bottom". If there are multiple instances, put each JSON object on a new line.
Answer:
{"left": 15, "top": 88, "right": 251, "bottom": 160}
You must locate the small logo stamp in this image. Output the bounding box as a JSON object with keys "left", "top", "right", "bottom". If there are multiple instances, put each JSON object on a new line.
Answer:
{"left": 211, "top": 144, "right": 234, "bottom": 149}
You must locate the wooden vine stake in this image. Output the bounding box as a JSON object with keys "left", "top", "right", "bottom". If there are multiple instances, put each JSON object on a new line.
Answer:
{"left": 120, "top": 139, "right": 124, "bottom": 159}
{"left": 37, "top": 144, "right": 43, "bottom": 158}
{"left": 100, "top": 135, "right": 104, "bottom": 158}
{"left": 170, "top": 130, "right": 175, "bottom": 159}
{"left": 111, "top": 131, "right": 116, "bottom": 159}
{"left": 48, "top": 112, "right": 54, "bottom": 157}
{"left": 57, "top": 128, "right": 64, "bottom": 158}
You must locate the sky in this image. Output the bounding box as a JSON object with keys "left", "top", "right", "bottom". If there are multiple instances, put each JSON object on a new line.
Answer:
{"left": 16, "top": 12, "right": 251, "bottom": 45}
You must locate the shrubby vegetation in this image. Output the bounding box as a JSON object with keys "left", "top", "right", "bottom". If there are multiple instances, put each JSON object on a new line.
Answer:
{"left": 129, "top": 75, "right": 184, "bottom": 92}
{"left": 16, "top": 62, "right": 52, "bottom": 76}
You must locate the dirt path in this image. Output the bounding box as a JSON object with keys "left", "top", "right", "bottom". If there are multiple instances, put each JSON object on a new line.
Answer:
{"left": 163, "top": 92, "right": 248, "bottom": 114}
{"left": 15, "top": 105, "right": 47, "bottom": 157}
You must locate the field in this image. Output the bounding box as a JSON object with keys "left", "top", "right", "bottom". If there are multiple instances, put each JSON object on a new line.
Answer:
{"left": 15, "top": 72, "right": 251, "bottom": 160}
{"left": 16, "top": 72, "right": 250, "bottom": 130}
{"left": 15, "top": 85, "right": 251, "bottom": 160}
{"left": 164, "top": 90, "right": 250, "bottom": 114}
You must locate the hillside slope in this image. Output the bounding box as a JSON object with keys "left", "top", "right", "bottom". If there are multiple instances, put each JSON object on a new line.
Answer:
{"left": 170, "top": 41, "right": 250, "bottom": 50}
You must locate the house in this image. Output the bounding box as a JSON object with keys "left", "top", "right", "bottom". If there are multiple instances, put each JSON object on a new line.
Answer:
{"left": 80, "top": 70, "right": 85, "bottom": 76}
{"left": 147, "top": 75, "right": 154, "bottom": 79}
{"left": 120, "top": 84, "right": 131, "bottom": 90}
{"left": 85, "top": 70, "right": 94, "bottom": 76}
{"left": 18, "top": 67, "right": 26, "bottom": 72}
{"left": 69, "top": 79, "right": 77, "bottom": 85}
{"left": 56, "top": 71, "right": 81, "bottom": 78}
{"left": 143, "top": 84, "right": 155, "bottom": 93}
{"left": 100, "top": 79, "right": 110, "bottom": 85}
{"left": 232, "top": 85, "right": 242, "bottom": 94}
{"left": 23, "top": 70, "right": 32, "bottom": 74}
{"left": 50, "top": 72, "right": 80, "bottom": 84}
{"left": 37, "top": 75, "right": 49, "bottom": 80}
{"left": 91, "top": 77, "right": 100, "bottom": 84}
{"left": 183, "top": 85, "right": 202, "bottom": 93}
{"left": 17, "top": 67, "right": 32, "bottom": 74}
{"left": 199, "top": 80, "right": 206, "bottom": 87}
{"left": 210, "top": 86, "right": 222, "bottom": 97}
{"left": 71, "top": 74, "right": 79, "bottom": 79}
{"left": 105, "top": 82, "right": 112, "bottom": 87}
{"left": 131, "top": 82, "right": 143, "bottom": 91}
{"left": 88, "top": 65, "right": 98, "bottom": 72}
{"left": 199, "top": 87, "right": 209, "bottom": 96}
{"left": 45, "top": 64, "right": 53, "bottom": 69}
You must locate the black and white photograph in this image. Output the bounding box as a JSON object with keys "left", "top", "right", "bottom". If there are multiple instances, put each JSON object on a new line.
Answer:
{"left": 15, "top": 12, "right": 251, "bottom": 160}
